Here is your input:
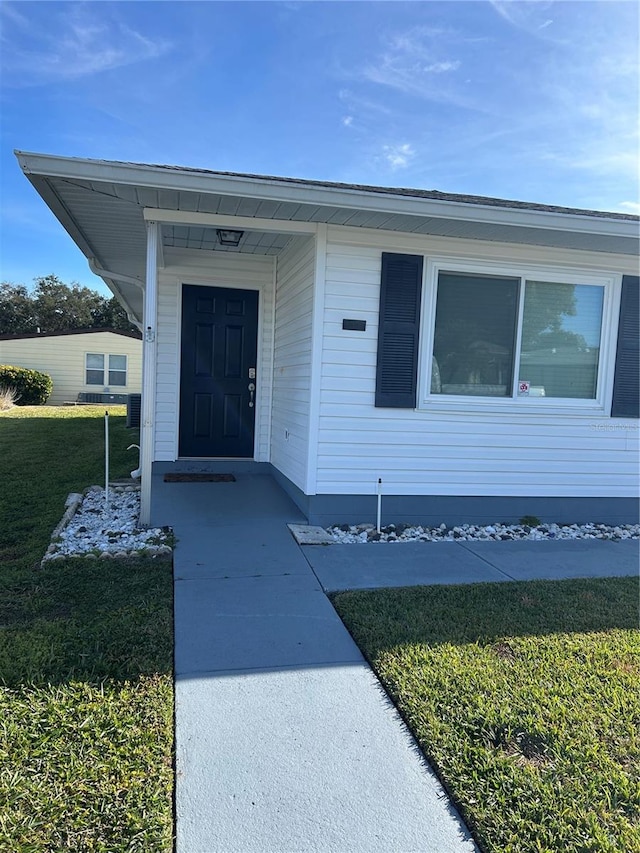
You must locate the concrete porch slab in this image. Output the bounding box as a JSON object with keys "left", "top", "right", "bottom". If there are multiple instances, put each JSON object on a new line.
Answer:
{"left": 151, "top": 471, "right": 306, "bottom": 529}
{"left": 175, "top": 573, "right": 364, "bottom": 675}
{"left": 176, "top": 665, "right": 478, "bottom": 853}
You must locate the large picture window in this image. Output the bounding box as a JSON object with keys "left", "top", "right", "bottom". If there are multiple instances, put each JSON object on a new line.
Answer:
{"left": 426, "top": 265, "right": 608, "bottom": 404}
{"left": 86, "top": 353, "right": 127, "bottom": 387}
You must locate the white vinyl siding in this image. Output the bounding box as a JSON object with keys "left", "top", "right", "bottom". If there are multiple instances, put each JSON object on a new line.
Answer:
{"left": 154, "top": 246, "right": 275, "bottom": 461}
{"left": 313, "top": 228, "right": 638, "bottom": 499}
{"left": 0, "top": 332, "right": 141, "bottom": 405}
{"left": 271, "top": 236, "right": 316, "bottom": 491}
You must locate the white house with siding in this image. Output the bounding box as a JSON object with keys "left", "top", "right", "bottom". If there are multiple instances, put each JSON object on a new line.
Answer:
{"left": 0, "top": 328, "right": 142, "bottom": 405}
{"left": 16, "top": 152, "right": 639, "bottom": 526}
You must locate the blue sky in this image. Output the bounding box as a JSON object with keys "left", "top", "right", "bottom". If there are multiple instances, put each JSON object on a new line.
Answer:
{"left": 1, "top": 0, "right": 638, "bottom": 297}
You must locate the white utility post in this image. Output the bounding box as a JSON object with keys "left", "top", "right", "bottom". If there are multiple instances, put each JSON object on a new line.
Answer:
{"left": 139, "top": 220, "right": 159, "bottom": 527}
{"left": 104, "top": 410, "right": 110, "bottom": 511}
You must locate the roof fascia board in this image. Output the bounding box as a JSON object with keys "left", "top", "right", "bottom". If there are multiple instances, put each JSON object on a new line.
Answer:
{"left": 16, "top": 150, "right": 639, "bottom": 240}
{"left": 143, "top": 208, "right": 318, "bottom": 234}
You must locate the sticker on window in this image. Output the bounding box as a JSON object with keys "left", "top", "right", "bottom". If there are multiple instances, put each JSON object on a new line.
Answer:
{"left": 518, "top": 380, "right": 531, "bottom": 396}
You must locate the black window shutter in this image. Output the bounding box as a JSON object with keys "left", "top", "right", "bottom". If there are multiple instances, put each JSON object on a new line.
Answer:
{"left": 375, "top": 252, "right": 423, "bottom": 408}
{"left": 611, "top": 275, "right": 639, "bottom": 418}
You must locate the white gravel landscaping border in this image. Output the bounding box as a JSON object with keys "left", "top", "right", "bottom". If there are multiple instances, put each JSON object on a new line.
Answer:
{"left": 327, "top": 521, "right": 640, "bottom": 544}
{"left": 42, "top": 484, "right": 173, "bottom": 566}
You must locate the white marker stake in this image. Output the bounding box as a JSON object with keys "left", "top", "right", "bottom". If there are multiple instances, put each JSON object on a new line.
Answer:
{"left": 104, "top": 410, "right": 110, "bottom": 511}
{"left": 376, "top": 478, "right": 382, "bottom": 533}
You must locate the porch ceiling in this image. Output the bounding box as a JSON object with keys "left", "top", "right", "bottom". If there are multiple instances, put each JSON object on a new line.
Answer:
{"left": 17, "top": 151, "right": 639, "bottom": 322}
{"left": 163, "top": 225, "right": 292, "bottom": 255}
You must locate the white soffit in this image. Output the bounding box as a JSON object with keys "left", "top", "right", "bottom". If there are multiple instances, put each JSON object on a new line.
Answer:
{"left": 16, "top": 153, "right": 640, "bottom": 297}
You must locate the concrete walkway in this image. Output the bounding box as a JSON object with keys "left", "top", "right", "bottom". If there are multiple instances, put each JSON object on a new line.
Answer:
{"left": 152, "top": 468, "right": 478, "bottom": 853}
{"left": 152, "top": 468, "right": 638, "bottom": 853}
{"left": 303, "top": 537, "right": 639, "bottom": 592}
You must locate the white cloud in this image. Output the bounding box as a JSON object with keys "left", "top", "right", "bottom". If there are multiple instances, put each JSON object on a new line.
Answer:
{"left": 0, "top": 3, "right": 172, "bottom": 86}
{"left": 342, "top": 115, "right": 354, "bottom": 127}
{"left": 363, "top": 54, "right": 464, "bottom": 104}
{"left": 0, "top": 2, "right": 29, "bottom": 29}
{"left": 423, "top": 60, "right": 461, "bottom": 73}
{"left": 339, "top": 5, "right": 637, "bottom": 208}
{"left": 615, "top": 201, "right": 640, "bottom": 215}
{"left": 338, "top": 88, "right": 393, "bottom": 118}
{"left": 382, "top": 143, "right": 415, "bottom": 170}
{"left": 366, "top": 25, "right": 461, "bottom": 87}
{"left": 359, "top": 24, "right": 492, "bottom": 114}
{"left": 538, "top": 139, "right": 639, "bottom": 190}
{"left": 490, "top": 1, "right": 557, "bottom": 36}
{"left": 534, "top": 31, "right": 639, "bottom": 187}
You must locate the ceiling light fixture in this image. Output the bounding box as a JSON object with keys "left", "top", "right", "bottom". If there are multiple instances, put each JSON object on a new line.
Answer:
{"left": 216, "top": 229, "right": 244, "bottom": 247}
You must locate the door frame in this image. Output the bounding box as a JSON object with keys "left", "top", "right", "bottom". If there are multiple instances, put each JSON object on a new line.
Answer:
{"left": 175, "top": 276, "right": 272, "bottom": 460}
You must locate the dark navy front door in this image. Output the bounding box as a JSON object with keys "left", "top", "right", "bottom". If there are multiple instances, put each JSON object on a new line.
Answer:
{"left": 179, "top": 284, "right": 259, "bottom": 457}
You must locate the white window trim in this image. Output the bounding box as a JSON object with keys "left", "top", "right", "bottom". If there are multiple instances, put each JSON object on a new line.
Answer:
{"left": 85, "top": 352, "right": 105, "bottom": 386}
{"left": 417, "top": 256, "right": 621, "bottom": 417}
{"left": 85, "top": 352, "right": 128, "bottom": 388}
{"left": 108, "top": 353, "right": 128, "bottom": 387}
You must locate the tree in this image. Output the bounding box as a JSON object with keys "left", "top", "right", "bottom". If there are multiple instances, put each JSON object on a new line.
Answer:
{"left": 32, "top": 275, "right": 103, "bottom": 332}
{"left": 0, "top": 283, "right": 36, "bottom": 334}
{"left": 0, "top": 275, "right": 138, "bottom": 335}
{"left": 90, "top": 295, "right": 137, "bottom": 332}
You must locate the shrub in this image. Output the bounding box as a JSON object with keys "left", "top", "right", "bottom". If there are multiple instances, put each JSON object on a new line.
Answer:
{"left": 0, "top": 365, "right": 52, "bottom": 405}
{"left": 0, "top": 385, "right": 20, "bottom": 410}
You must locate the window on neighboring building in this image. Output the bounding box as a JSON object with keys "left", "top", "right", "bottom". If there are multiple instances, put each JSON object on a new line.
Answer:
{"left": 86, "top": 353, "right": 105, "bottom": 385}
{"left": 86, "top": 353, "right": 127, "bottom": 387}
{"left": 107, "top": 354, "right": 127, "bottom": 386}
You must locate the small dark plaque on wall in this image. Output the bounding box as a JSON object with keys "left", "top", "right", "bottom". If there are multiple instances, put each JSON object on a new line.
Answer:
{"left": 342, "top": 319, "right": 367, "bottom": 331}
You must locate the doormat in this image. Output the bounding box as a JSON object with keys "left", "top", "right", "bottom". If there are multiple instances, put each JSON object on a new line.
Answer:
{"left": 163, "top": 473, "right": 236, "bottom": 483}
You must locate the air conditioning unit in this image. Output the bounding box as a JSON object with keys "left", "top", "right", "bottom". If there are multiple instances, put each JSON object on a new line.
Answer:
{"left": 126, "top": 393, "right": 142, "bottom": 428}
{"left": 77, "top": 392, "right": 128, "bottom": 404}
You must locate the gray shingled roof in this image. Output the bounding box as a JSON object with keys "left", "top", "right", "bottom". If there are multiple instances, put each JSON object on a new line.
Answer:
{"left": 133, "top": 161, "right": 639, "bottom": 222}
{"left": 0, "top": 328, "right": 142, "bottom": 341}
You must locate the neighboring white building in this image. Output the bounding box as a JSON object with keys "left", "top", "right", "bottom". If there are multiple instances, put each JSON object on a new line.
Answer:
{"left": 0, "top": 328, "right": 142, "bottom": 405}
{"left": 16, "top": 152, "right": 639, "bottom": 526}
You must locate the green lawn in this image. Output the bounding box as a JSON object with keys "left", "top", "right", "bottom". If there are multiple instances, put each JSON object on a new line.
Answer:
{"left": 333, "top": 578, "right": 640, "bottom": 853}
{"left": 0, "top": 406, "right": 174, "bottom": 852}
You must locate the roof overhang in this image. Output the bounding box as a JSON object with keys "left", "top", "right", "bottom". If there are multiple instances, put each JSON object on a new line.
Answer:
{"left": 16, "top": 150, "right": 640, "bottom": 322}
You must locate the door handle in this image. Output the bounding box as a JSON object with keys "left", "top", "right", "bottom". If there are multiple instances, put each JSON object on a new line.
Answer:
{"left": 248, "top": 382, "right": 255, "bottom": 408}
